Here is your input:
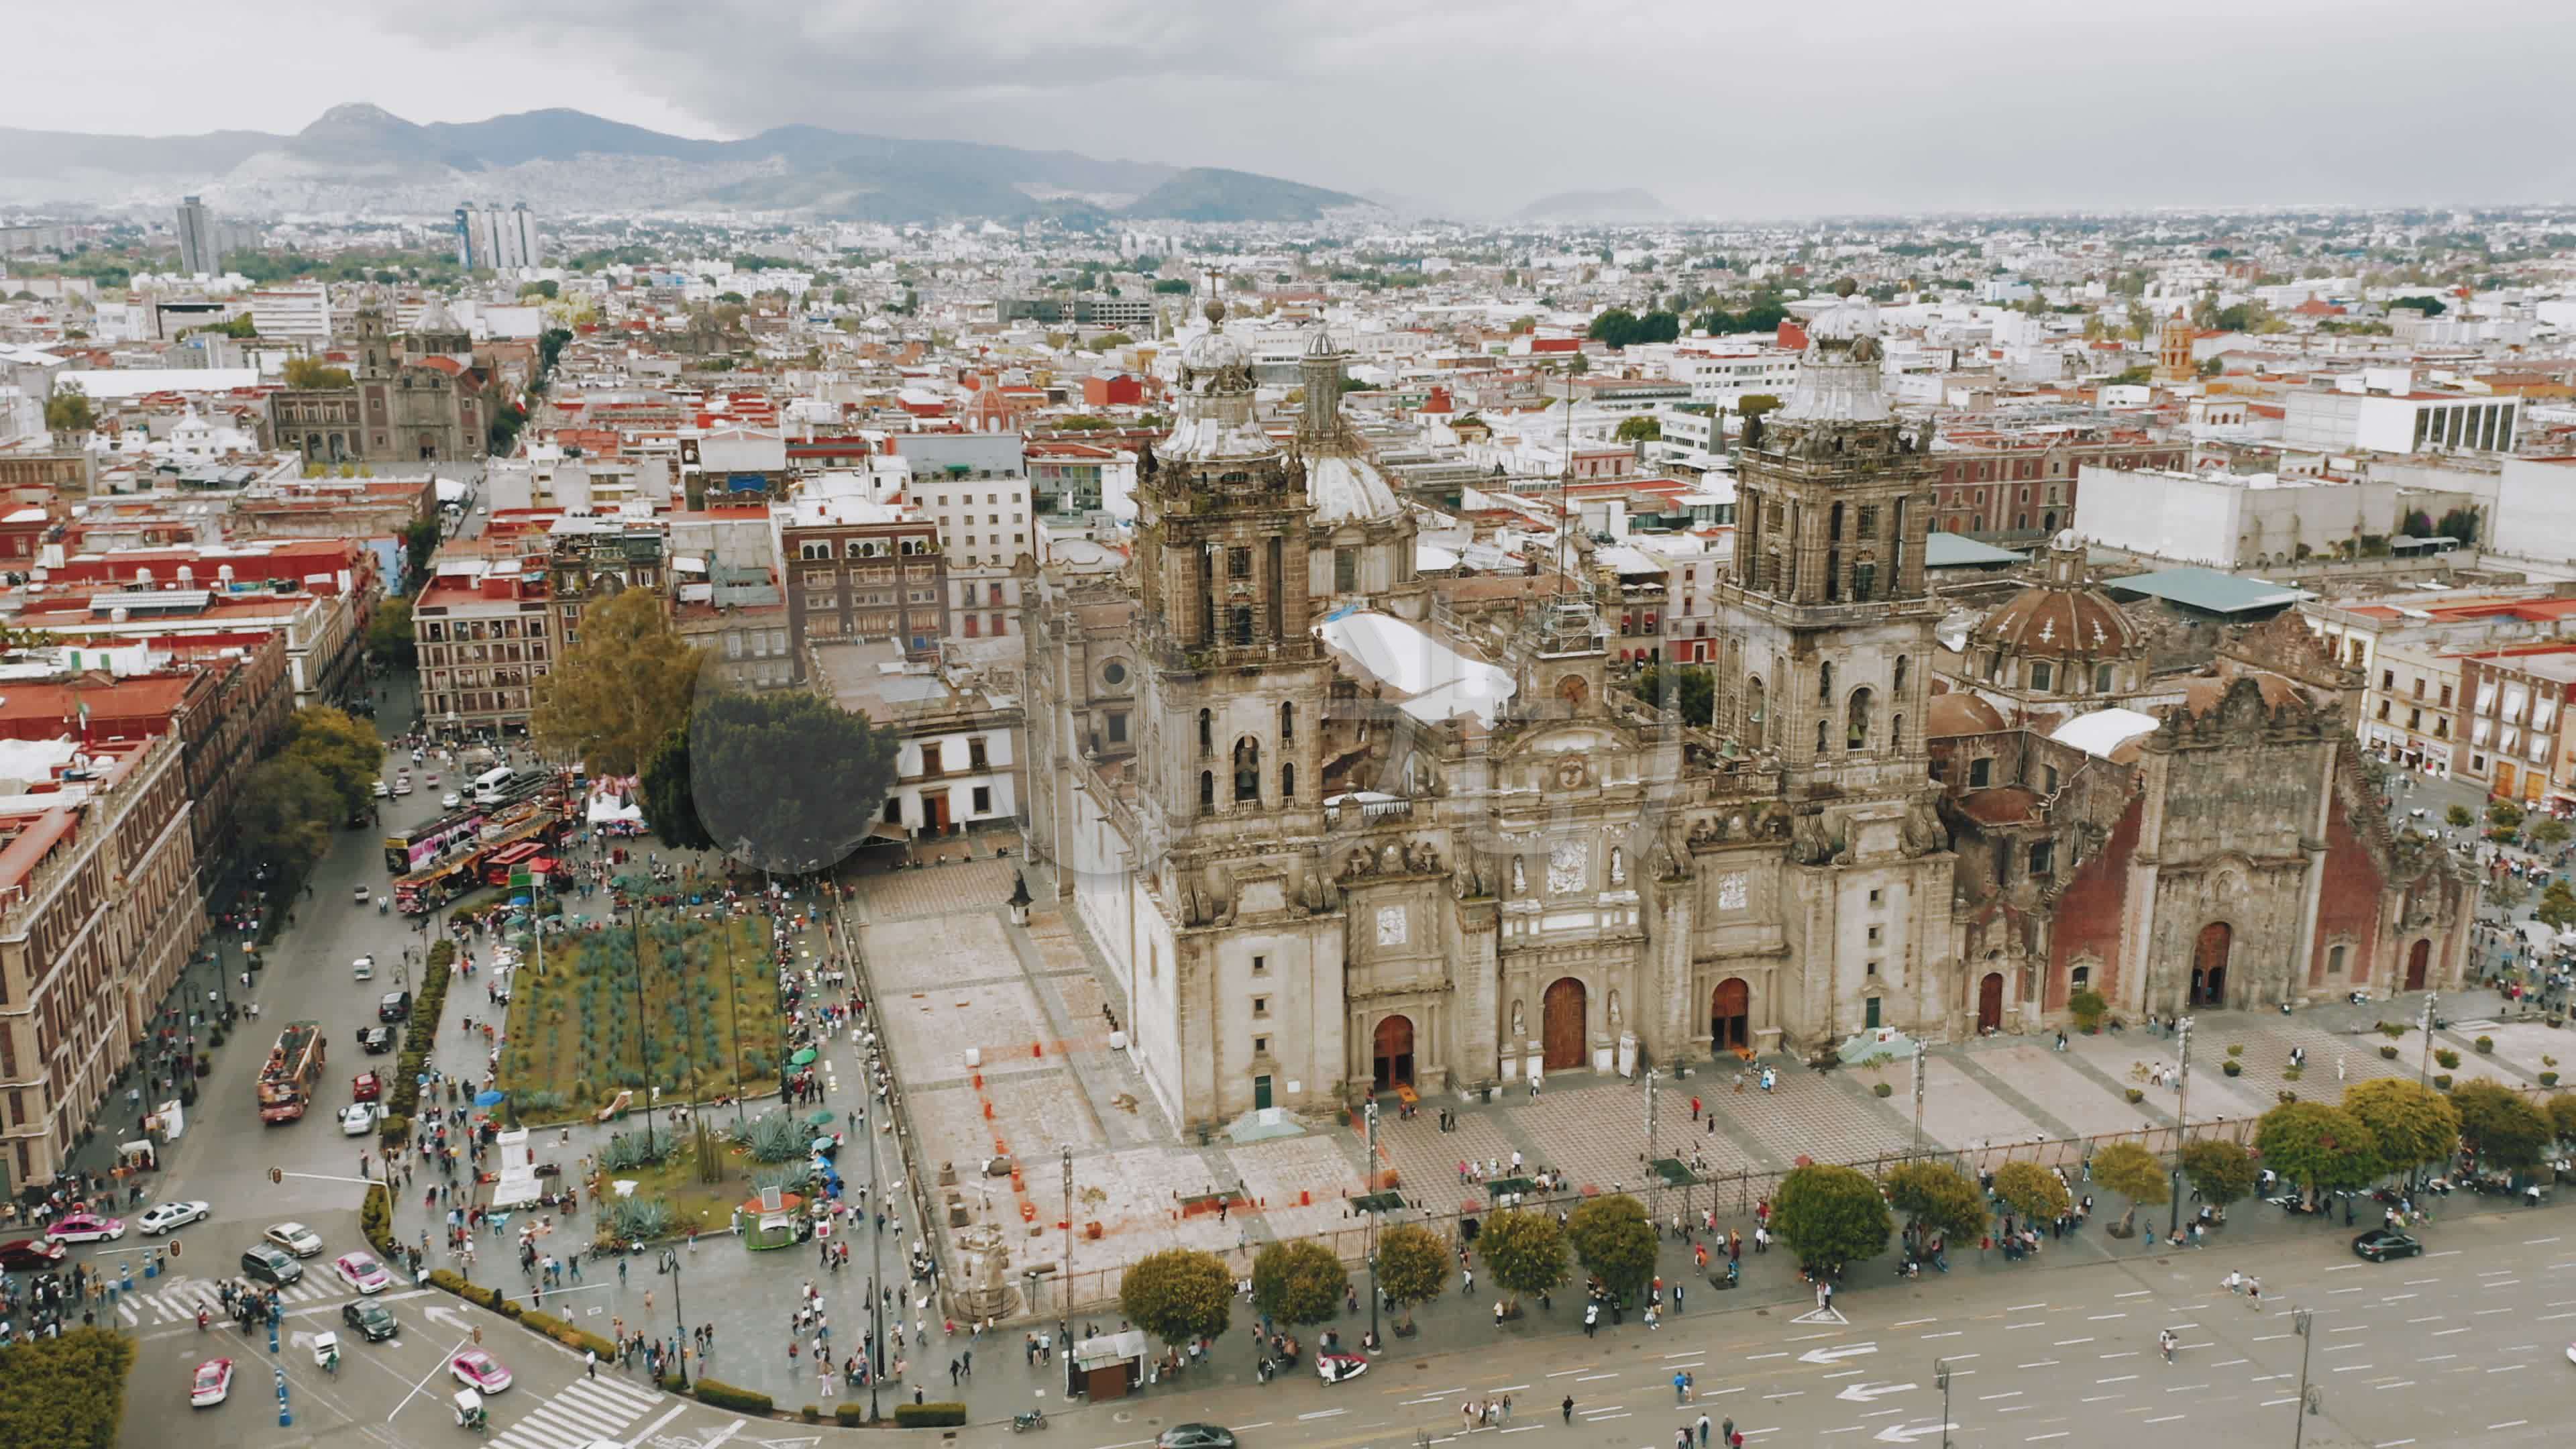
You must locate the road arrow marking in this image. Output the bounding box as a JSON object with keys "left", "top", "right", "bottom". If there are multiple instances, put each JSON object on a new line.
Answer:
{"left": 422, "top": 1305, "right": 470, "bottom": 1332}
{"left": 1792, "top": 1305, "right": 1851, "bottom": 1325}
{"left": 1798, "top": 1342, "right": 1878, "bottom": 1364}
{"left": 1836, "top": 1380, "right": 1919, "bottom": 1402}
{"left": 1874, "top": 1422, "right": 1958, "bottom": 1444}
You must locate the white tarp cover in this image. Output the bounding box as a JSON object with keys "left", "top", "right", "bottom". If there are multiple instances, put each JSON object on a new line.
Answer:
{"left": 2049, "top": 708, "right": 2161, "bottom": 760}
{"left": 1318, "top": 612, "right": 1517, "bottom": 727}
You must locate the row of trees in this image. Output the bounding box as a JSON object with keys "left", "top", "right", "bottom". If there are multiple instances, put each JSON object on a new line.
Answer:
{"left": 236, "top": 706, "right": 383, "bottom": 887}
{"left": 529, "top": 589, "right": 900, "bottom": 872}
{"left": 1118, "top": 1195, "right": 1663, "bottom": 1347}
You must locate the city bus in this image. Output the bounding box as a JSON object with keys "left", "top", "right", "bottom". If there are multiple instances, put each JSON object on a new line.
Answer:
{"left": 257, "top": 1020, "right": 327, "bottom": 1124}
{"left": 383, "top": 808, "right": 486, "bottom": 873}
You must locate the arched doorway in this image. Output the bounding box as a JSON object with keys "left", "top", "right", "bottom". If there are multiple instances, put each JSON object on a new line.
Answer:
{"left": 2191, "top": 922, "right": 2231, "bottom": 1006}
{"left": 2405, "top": 938, "right": 2432, "bottom": 992}
{"left": 1978, "top": 972, "right": 2005, "bottom": 1032}
{"left": 1711, "top": 978, "right": 1750, "bottom": 1054}
{"left": 1371, "top": 1015, "right": 1414, "bottom": 1092}
{"left": 1542, "top": 978, "right": 1588, "bottom": 1072}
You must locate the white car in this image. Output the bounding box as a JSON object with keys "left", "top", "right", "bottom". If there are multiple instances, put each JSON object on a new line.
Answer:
{"left": 339, "top": 1102, "right": 380, "bottom": 1136}
{"left": 372, "top": 780, "right": 390, "bottom": 798}
{"left": 264, "top": 1222, "right": 324, "bottom": 1258}
{"left": 393, "top": 779, "right": 413, "bottom": 796}
{"left": 138, "top": 1200, "right": 210, "bottom": 1235}
{"left": 332, "top": 1251, "right": 392, "bottom": 1295}
{"left": 443, "top": 793, "right": 462, "bottom": 809}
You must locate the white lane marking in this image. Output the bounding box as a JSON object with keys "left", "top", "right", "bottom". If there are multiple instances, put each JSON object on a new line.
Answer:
{"left": 1296, "top": 1408, "right": 1345, "bottom": 1421}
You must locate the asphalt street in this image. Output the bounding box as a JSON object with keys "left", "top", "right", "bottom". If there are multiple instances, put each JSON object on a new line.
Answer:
{"left": 999, "top": 1203, "right": 2576, "bottom": 1449}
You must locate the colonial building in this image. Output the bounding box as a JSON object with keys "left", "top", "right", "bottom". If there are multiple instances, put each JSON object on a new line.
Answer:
{"left": 266, "top": 297, "right": 492, "bottom": 465}
{"left": 1024, "top": 286, "right": 2469, "bottom": 1137}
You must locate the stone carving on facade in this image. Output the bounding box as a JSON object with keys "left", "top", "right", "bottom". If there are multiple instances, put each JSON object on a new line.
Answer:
{"left": 1900, "top": 798, "right": 1947, "bottom": 858}
{"left": 1510, "top": 1000, "right": 1525, "bottom": 1038}
{"left": 1789, "top": 810, "right": 1838, "bottom": 866}
{"left": 1548, "top": 839, "right": 1588, "bottom": 894}
{"left": 1555, "top": 756, "right": 1590, "bottom": 791}
{"left": 1342, "top": 847, "right": 1374, "bottom": 881}
{"left": 1381, "top": 841, "right": 1404, "bottom": 874}
{"left": 1609, "top": 846, "right": 1626, "bottom": 887}
{"left": 1511, "top": 856, "right": 1527, "bottom": 895}
{"left": 1608, "top": 989, "right": 1623, "bottom": 1030}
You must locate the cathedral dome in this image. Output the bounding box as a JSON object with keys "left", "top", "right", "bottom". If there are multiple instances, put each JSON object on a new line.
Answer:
{"left": 1177, "top": 299, "right": 1250, "bottom": 383}
{"left": 1972, "top": 582, "right": 2137, "bottom": 660}
{"left": 1307, "top": 453, "right": 1403, "bottom": 525}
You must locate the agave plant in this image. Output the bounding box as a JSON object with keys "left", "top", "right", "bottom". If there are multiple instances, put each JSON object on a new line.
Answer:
{"left": 607, "top": 1196, "right": 674, "bottom": 1240}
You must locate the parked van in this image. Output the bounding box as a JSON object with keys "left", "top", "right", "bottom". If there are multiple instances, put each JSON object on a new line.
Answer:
{"left": 470, "top": 765, "right": 515, "bottom": 806}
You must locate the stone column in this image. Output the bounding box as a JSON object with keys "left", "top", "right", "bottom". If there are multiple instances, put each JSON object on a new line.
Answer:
{"left": 1454, "top": 902, "right": 1501, "bottom": 1089}
{"left": 1656, "top": 884, "right": 1697, "bottom": 1064}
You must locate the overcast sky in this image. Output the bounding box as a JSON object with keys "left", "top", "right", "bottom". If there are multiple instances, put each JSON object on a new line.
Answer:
{"left": 13, "top": 0, "right": 2575, "bottom": 217}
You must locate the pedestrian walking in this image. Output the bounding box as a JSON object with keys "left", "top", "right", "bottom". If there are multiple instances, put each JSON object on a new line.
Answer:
{"left": 1563, "top": 1395, "right": 1576, "bottom": 1424}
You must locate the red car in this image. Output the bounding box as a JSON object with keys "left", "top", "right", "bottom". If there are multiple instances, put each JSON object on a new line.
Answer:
{"left": 0, "top": 1238, "right": 66, "bottom": 1270}
{"left": 352, "top": 1072, "right": 382, "bottom": 1103}
{"left": 192, "top": 1357, "right": 234, "bottom": 1408}
{"left": 44, "top": 1212, "right": 125, "bottom": 1244}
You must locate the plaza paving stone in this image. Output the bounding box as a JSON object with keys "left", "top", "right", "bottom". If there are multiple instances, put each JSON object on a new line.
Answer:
{"left": 1914, "top": 1051, "right": 2053, "bottom": 1148}
{"left": 855, "top": 857, "right": 1020, "bottom": 922}
{"left": 1961, "top": 1039, "right": 2167, "bottom": 1139}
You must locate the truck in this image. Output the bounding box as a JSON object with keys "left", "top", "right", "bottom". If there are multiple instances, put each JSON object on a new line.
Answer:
{"left": 257, "top": 1020, "right": 327, "bottom": 1124}
{"left": 390, "top": 808, "right": 568, "bottom": 913}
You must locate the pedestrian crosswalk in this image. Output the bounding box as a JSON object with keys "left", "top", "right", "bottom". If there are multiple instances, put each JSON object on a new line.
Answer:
{"left": 115, "top": 1272, "right": 351, "bottom": 1325}
{"left": 490, "top": 1374, "right": 665, "bottom": 1449}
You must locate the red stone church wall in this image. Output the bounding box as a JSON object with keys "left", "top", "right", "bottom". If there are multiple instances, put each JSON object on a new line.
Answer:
{"left": 2045, "top": 792, "right": 2143, "bottom": 1010}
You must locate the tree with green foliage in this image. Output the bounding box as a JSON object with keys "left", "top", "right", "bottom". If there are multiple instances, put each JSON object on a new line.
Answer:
{"left": 2387, "top": 294, "right": 2446, "bottom": 317}
{"left": 2341, "top": 1077, "right": 2459, "bottom": 1177}
{"left": 2450, "top": 1080, "right": 2551, "bottom": 1174}
{"left": 518, "top": 279, "right": 561, "bottom": 299}
{"left": 639, "top": 726, "right": 712, "bottom": 853}
{"left": 1152, "top": 278, "right": 1193, "bottom": 294}
{"left": 1632, "top": 665, "right": 1715, "bottom": 727}
{"left": 282, "top": 356, "right": 354, "bottom": 389}
{"left": 1992, "top": 1161, "right": 2072, "bottom": 1226}
{"left": 648, "top": 689, "right": 902, "bottom": 872}
{"left": 2539, "top": 879, "right": 2576, "bottom": 934}
{"left": 2255, "top": 1101, "right": 2381, "bottom": 1199}
{"left": 2178, "top": 1138, "right": 2258, "bottom": 1208}
{"left": 280, "top": 706, "right": 383, "bottom": 818}
{"left": 1735, "top": 393, "right": 1783, "bottom": 423}
{"left": 235, "top": 754, "right": 338, "bottom": 883}
{"left": 0, "top": 1325, "right": 133, "bottom": 1449}
{"left": 2089, "top": 1142, "right": 2167, "bottom": 1234}
{"left": 1565, "top": 1193, "right": 1658, "bottom": 1299}
{"left": 1477, "top": 1208, "right": 1568, "bottom": 1313}
{"left": 2531, "top": 816, "right": 2571, "bottom": 849}
{"left": 43, "top": 380, "right": 93, "bottom": 435}
{"left": 1773, "top": 1163, "right": 1892, "bottom": 1271}
{"left": 365, "top": 596, "right": 416, "bottom": 667}
{"left": 1614, "top": 415, "right": 1662, "bottom": 443}
{"left": 2488, "top": 798, "right": 2526, "bottom": 831}
{"left": 1880, "top": 1161, "right": 1987, "bottom": 1246}
{"left": 1374, "top": 1222, "right": 1447, "bottom": 1330}
{"left": 529, "top": 588, "right": 698, "bottom": 775}
{"left": 2445, "top": 804, "right": 2475, "bottom": 829}
{"left": 2548, "top": 1093, "right": 2576, "bottom": 1146}
{"left": 1119, "top": 1248, "right": 1232, "bottom": 1347}
{"left": 1250, "top": 1240, "right": 1346, "bottom": 1328}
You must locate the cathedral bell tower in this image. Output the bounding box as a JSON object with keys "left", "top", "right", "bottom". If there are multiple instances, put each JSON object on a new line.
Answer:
{"left": 1722, "top": 280, "right": 1941, "bottom": 800}
{"left": 1132, "top": 298, "right": 1329, "bottom": 848}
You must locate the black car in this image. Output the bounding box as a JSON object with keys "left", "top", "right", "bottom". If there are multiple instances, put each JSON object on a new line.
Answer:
{"left": 377, "top": 990, "right": 411, "bottom": 1022}
{"left": 357, "top": 1025, "right": 394, "bottom": 1055}
{"left": 239, "top": 1244, "right": 304, "bottom": 1286}
{"left": 1158, "top": 1428, "right": 1238, "bottom": 1449}
{"left": 2353, "top": 1228, "right": 2422, "bottom": 1261}
{"left": 341, "top": 1299, "right": 398, "bottom": 1341}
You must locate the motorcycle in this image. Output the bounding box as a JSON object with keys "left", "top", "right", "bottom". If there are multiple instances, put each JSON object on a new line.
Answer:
{"left": 1011, "top": 1410, "right": 1048, "bottom": 1433}
{"left": 196, "top": 1307, "right": 209, "bottom": 1331}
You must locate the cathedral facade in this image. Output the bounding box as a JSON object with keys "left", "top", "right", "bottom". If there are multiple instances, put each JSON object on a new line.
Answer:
{"left": 1022, "top": 288, "right": 2472, "bottom": 1136}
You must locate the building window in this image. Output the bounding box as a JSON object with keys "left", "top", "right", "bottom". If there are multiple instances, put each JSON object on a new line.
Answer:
{"left": 1199, "top": 708, "right": 1213, "bottom": 755}
{"left": 1199, "top": 771, "right": 1215, "bottom": 815}
{"left": 1234, "top": 737, "right": 1261, "bottom": 802}
{"left": 2030, "top": 661, "right": 2053, "bottom": 693}
{"left": 969, "top": 737, "right": 990, "bottom": 770}
{"left": 1334, "top": 547, "right": 1357, "bottom": 593}
{"left": 1252, "top": 955, "right": 1269, "bottom": 975}
{"left": 1970, "top": 757, "right": 1992, "bottom": 788}
{"left": 2327, "top": 944, "right": 2347, "bottom": 976}
{"left": 1253, "top": 1037, "right": 1270, "bottom": 1057}
{"left": 920, "top": 743, "right": 943, "bottom": 775}
{"left": 971, "top": 786, "right": 992, "bottom": 814}
{"left": 2095, "top": 663, "right": 2113, "bottom": 693}
{"left": 1281, "top": 763, "right": 1295, "bottom": 801}
{"left": 2029, "top": 841, "right": 2055, "bottom": 876}
{"left": 1867, "top": 924, "right": 1882, "bottom": 945}
{"left": 1866, "top": 960, "right": 1880, "bottom": 977}
{"left": 1106, "top": 711, "right": 1128, "bottom": 745}
{"left": 1253, "top": 997, "right": 1271, "bottom": 1018}
{"left": 1279, "top": 702, "right": 1295, "bottom": 745}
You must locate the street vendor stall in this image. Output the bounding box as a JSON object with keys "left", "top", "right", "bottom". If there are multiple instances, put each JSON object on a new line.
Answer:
{"left": 1071, "top": 1329, "right": 1147, "bottom": 1401}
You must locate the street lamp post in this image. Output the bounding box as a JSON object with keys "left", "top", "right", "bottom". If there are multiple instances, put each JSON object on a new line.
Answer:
{"left": 2290, "top": 1307, "right": 2318, "bottom": 1449}
{"left": 1060, "top": 1143, "right": 1073, "bottom": 1340}
{"left": 1934, "top": 1357, "right": 1953, "bottom": 1449}
{"left": 2418, "top": 991, "right": 2440, "bottom": 1089}
{"left": 1364, "top": 1099, "right": 1381, "bottom": 1348}
{"left": 669, "top": 1255, "right": 690, "bottom": 1390}
{"left": 865, "top": 1104, "right": 885, "bottom": 1423}
{"left": 2169, "top": 1016, "right": 2194, "bottom": 1239}
{"left": 1644, "top": 1067, "right": 1660, "bottom": 1224}
{"left": 1911, "top": 1040, "right": 1926, "bottom": 1157}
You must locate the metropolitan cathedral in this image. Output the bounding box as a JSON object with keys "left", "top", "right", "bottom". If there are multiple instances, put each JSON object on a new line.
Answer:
{"left": 1021, "top": 287, "right": 2477, "bottom": 1135}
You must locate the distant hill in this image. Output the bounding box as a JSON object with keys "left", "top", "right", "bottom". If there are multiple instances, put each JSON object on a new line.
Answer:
{"left": 0, "top": 106, "right": 1373, "bottom": 224}
{"left": 1124, "top": 167, "right": 1369, "bottom": 223}
{"left": 1514, "top": 187, "right": 1680, "bottom": 223}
